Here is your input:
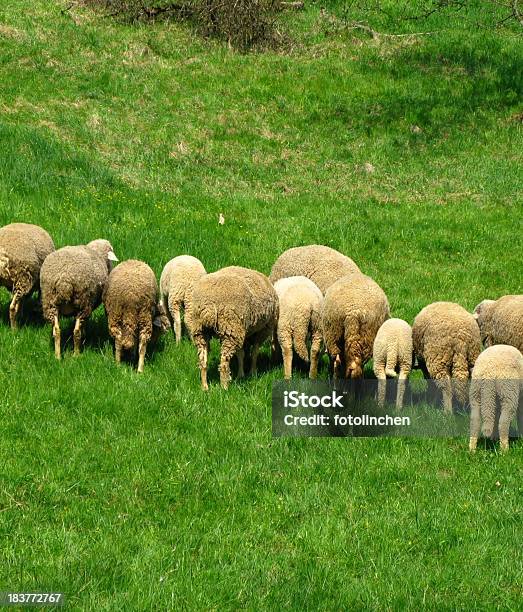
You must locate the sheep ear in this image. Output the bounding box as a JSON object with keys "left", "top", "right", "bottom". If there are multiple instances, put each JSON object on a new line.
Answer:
{"left": 107, "top": 251, "right": 118, "bottom": 262}
{"left": 473, "top": 312, "right": 479, "bottom": 320}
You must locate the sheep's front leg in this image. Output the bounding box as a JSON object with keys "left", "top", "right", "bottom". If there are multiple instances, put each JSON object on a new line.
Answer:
{"left": 9, "top": 292, "right": 22, "bottom": 329}
{"left": 53, "top": 314, "right": 61, "bottom": 360}
{"left": 236, "top": 347, "right": 245, "bottom": 379}
{"left": 250, "top": 343, "right": 260, "bottom": 377}
{"left": 73, "top": 317, "right": 83, "bottom": 356}
{"left": 137, "top": 334, "right": 147, "bottom": 373}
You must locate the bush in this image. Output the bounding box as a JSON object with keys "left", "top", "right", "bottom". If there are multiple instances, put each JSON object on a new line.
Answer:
{"left": 84, "top": 0, "right": 281, "bottom": 50}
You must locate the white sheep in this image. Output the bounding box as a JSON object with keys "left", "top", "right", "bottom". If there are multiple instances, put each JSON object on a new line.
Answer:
{"left": 322, "top": 273, "right": 390, "bottom": 379}
{"left": 0, "top": 222, "right": 55, "bottom": 328}
{"left": 412, "top": 302, "right": 481, "bottom": 413}
{"left": 40, "top": 239, "right": 118, "bottom": 359}
{"left": 373, "top": 318, "right": 413, "bottom": 408}
{"left": 473, "top": 295, "right": 523, "bottom": 353}
{"left": 189, "top": 266, "right": 278, "bottom": 390}
{"left": 273, "top": 276, "right": 323, "bottom": 380}
{"left": 469, "top": 344, "right": 523, "bottom": 453}
{"left": 160, "top": 255, "right": 206, "bottom": 343}
{"left": 269, "top": 245, "right": 360, "bottom": 294}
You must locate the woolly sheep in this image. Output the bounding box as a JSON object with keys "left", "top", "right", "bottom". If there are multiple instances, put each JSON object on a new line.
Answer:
{"left": 373, "top": 318, "right": 413, "bottom": 408}
{"left": 269, "top": 245, "right": 360, "bottom": 295}
{"left": 469, "top": 345, "right": 523, "bottom": 453}
{"left": 160, "top": 255, "right": 206, "bottom": 343}
{"left": 104, "top": 259, "right": 169, "bottom": 373}
{"left": 273, "top": 276, "right": 323, "bottom": 380}
{"left": 188, "top": 265, "right": 278, "bottom": 390}
{"left": 322, "top": 273, "right": 390, "bottom": 379}
{"left": 412, "top": 302, "right": 481, "bottom": 413}
{"left": 473, "top": 295, "right": 523, "bottom": 353}
{"left": 0, "top": 222, "right": 55, "bottom": 328}
{"left": 40, "top": 239, "right": 118, "bottom": 359}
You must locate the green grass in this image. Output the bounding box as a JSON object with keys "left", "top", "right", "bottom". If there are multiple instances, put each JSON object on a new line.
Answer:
{"left": 0, "top": 0, "right": 522, "bottom": 608}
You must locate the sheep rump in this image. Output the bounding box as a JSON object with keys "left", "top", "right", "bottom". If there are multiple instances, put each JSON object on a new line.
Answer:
{"left": 269, "top": 245, "right": 360, "bottom": 294}
{"left": 373, "top": 318, "right": 413, "bottom": 408}
{"left": 469, "top": 345, "right": 523, "bottom": 452}
{"left": 189, "top": 265, "right": 278, "bottom": 389}
{"left": 474, "top": 295, "right": 523, "bottom": 353}
{"left": 322, "top": 272, "right": 390, "bottom": 379}
{"left": 412, "top": 301, "right": 481, "bottom": 413}
{"left": 273, "top": 276, "right": 323, "bottom": 379}
{"left": 104, "top": 259, "right": 167, "bottom": 373}
{"left": 0, "top": 222, "right": 55, "bottom": 328}
{"left": 40, "top": 239, "right": 117, "bottom": 358}
{"left": 160, "top": 255, "right": 206, "bottom": 343}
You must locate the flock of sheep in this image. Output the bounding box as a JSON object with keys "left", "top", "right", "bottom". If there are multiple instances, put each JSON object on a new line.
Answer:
{"left": 0, "top": 223, "right": 522, "bottom": 451}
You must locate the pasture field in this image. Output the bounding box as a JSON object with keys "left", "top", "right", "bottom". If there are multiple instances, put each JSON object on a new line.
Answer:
{"left": 0, "top": 1, "right": 522, "bottom": 608}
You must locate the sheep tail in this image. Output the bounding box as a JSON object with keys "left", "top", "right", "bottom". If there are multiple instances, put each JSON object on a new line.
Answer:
{"left": 452, "top": 349, "right": 470, "bottom": 403}
{"left": 292, "top": 331, "right": 310, "bottom": 363}
{"left": 55, "top": 276, "right": 74, "bottom": 303}
{"left": 385, "top": 341, "right": 398, "bottom": 378}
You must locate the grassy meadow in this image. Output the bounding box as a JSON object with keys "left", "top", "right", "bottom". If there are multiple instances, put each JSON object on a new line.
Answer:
{"left": 0, "top": 0, "right": 522, "bottom": 608}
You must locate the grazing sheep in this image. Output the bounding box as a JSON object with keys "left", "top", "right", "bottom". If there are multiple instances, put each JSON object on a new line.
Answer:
{"left": 273, "top": 276, "right": 323, "bottom": 380}
{"left": 0, "top": 222, "right": 55, "bottom": 328}
{"left": 104, "top": 259, "right": 169, "bottom": 373}
{"left": 413, "top": 302, "right": 481, "bottom": 413}
{"left": 373, "top": 318, "right": 413, "bottom": 408}
{"left": 40, "top": 239, "right": 118, "bottom": 359}
{"left": 189, "top": 265, "right": 278, "bottom": 390}
{"left": 160, "top": 255, "right": 206, "bottom": 343}
{"left": 269, "top": 245, "right": 360, "bottom": 294}
{"left": 322, "top": 273, "right": 390, "bottom": 379}
{"left": 469, "top": 345, "right": 523, "bottom": 453}
{"left": 473, "top": 295, "right": 523, "bottom": 353}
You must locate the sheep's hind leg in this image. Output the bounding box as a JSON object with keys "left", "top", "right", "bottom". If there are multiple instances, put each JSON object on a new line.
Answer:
{"left": 282, "top": 342, "right": 293, "bottom": 380}
{"left": 53, "top": 314, "right": 61, "bottom": 360}
{"left": 194, "top": 335, "right": 209, "bottom": 390}
{"left": 309, "top": 333, "right": 322, "bottom": 379}
{"left": 9, "top": 291, "right": 22, "bottom": 329}
{"left": 498, "top": 380, "right": 518, "bottom": 453}
{"left": 375, "top": 367, "right": 386, "bottom": 408}
{"left": 137, "top": 334, "right": 147, "bottom": 373}
{"left": 219, "top": 338, "right": 238, "bottom": 390}
{"left": 396, "top": 370, "right": 409, "bottom": 410}
{"left": 73, "top": 317, "right": 83, "bottom": 356}
{"left": 115, "top": 339, "right": 122, "bottom": 365}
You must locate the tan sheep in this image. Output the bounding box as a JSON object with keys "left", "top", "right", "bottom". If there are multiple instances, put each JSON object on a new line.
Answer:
{"left": 469, "top": 345, "right": 523, "bottom": 453}
{"left": 160, "top": 255, "right": 206, "bottom": 343}
{"left": 273, "top": 276, "right": 323, "bottom": 380}
{"left": 322, "top": 273, "right": 390, "bottom": 379}
{"left": 189, "top": 265, "right": 278, "bottom": 390}
{"left": 0, "top": 222, "right": 55, "bottom": 328}
{"left": 473, "top": 295, "right": 523, "bottom": 353}
{"left": 269, "top": 245, "right": 360, "bottom": 294}
{"left": 104, "top": 259, "right": 169, "bottom": 373}
{"left": 373, "top": 318, "right": 413, "bottom": 408}
{"left": 40, "top": 239, "right": 118, "bottom": 359}
{"left": 412, "top": 302, "right": 481, "bottom": 413}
